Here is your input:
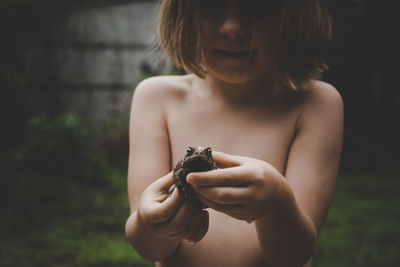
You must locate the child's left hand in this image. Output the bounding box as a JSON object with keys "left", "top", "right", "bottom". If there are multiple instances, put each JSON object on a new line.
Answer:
{"left": 186, "top": 151, "right": 284, "bottom": 223}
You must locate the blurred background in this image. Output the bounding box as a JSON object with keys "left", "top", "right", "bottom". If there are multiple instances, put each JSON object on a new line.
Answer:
{"left": 0, "top": 0, "right": 398, "bottom": 266}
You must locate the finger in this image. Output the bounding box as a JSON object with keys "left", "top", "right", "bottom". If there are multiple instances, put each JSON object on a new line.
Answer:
{"left": 194, "top": 196, "right": 249, "bottom": 222}
{"left": 196, "top": 194, "right": 243, "bottom": 213}
{"left": 187, "top": 210, "right": 209, "bottom": 244}
{"left": 193, "top": 186, "right": 250, "bottom": 204}
{"left": 156, "top": 198, "right": 197, "bottom": 237}
{"left": 150, "top": 171, "right": 175, "bottom": 193}
{"left": 187, "top": 166, "right": 251, "bottom": 186}
{"left": 168, "top": 203, "right": 204, "bottom": 240}
{"left": 144, "top": 186, "right": 184, "bottom": 224}
{"left": 212, "top": 151, "right": 247, "bottom": 168}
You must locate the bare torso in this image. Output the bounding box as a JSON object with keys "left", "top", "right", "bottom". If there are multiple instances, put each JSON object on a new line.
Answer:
{"left": 154, "top": 74, "right": 309, "bottom": 267}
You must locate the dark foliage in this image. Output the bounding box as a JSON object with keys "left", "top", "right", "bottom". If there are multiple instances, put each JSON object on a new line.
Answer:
{"left": 8, "top": 114, "right": 108, "bottom": 183}
{"left": 325, "top": 0, "right": 399, "bottom": 173}
{"left": 0, "top": 113, "right": 111, "bottom": 239}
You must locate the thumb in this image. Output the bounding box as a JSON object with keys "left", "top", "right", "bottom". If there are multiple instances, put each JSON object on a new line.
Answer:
{"left": 149, "top": 171, "right": 175, "bottom": 193}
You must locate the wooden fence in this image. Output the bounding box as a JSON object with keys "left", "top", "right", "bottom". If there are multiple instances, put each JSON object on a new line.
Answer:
{"left": 23, "top": 0, "right": 169, "bottom": 125}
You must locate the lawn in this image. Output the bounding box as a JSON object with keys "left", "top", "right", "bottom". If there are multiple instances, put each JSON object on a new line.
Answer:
{"left": 0, "top": 166, "right": 153, "bottom": 267}
{"left": 1, "top": 170, "right": 399, "bottom": 266}
{"left": 313, "top": 174, "right": 400, "bottom": 267}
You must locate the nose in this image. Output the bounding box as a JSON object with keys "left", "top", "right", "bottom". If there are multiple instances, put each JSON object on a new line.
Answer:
{"left": 219, "top": 12, "right": 246, "bottom": 40}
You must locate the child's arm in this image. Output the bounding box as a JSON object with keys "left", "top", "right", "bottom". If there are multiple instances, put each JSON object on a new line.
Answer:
{"left": 125, "top": 78, "right": 208, "bottom": 261}
{"left": 188, "top": 83, "right": 343, "bottom": 266}
{"left": 125, "top": 173, "right": 208, "bottom": 260}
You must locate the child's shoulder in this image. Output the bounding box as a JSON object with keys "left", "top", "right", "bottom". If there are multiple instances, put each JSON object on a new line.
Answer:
{"left": 299, "top": 80, "right": 343, "bottom": 110}
{"left": 296, "top": 80, "right": 343, "bottom": 126}
{"left": 133, "top": 74, "right": 196, "bottom": 103}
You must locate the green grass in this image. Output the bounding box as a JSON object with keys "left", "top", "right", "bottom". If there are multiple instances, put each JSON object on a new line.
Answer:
{"left": 1, "top": 172, "right": 399, "bottom": 266}
{"left": 313, "top": 174, "right": 400, "bottom": 266}
{"left": 0, "top": 167, "right": 153, "bottom": 267}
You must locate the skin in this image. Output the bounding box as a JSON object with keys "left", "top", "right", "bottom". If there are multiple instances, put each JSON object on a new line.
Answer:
{"left": 125, "top": 1, "right": 343, "bottom": 266}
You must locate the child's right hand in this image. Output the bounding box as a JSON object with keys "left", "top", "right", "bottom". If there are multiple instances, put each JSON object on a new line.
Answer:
{"left": 137, "top": 172, "right": 209, "bottom": 244}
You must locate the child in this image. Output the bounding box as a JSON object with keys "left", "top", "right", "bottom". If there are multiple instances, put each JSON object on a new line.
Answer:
{"left": 125, "top": 0, "right": 343, "bottom": 266}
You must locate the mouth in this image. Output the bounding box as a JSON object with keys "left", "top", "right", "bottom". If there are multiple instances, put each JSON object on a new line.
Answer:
{"left": 214, "top": 49, "right": 254, "bottom": 58}
{"left": 185, "top": 158, "right": 213, "bottom": 173}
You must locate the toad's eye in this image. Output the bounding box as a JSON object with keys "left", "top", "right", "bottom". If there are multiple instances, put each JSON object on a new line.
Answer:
{"left": 187, "top": 147, "right": 195, "bottom": 156}
{"left": 204, "top": 147, "right": 212, "bottom": 157}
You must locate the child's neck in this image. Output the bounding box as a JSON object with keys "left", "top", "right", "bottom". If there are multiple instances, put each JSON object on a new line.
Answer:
{"left": 202, "top": 75, "right": 282, "bottom": 107}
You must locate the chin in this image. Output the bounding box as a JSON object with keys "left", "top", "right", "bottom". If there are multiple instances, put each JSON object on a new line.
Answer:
{"left": 206, "top": 66, "right": 265, "bottom": 85}
{"left": 203, "top": 56, "right": 267, "bottom": 85}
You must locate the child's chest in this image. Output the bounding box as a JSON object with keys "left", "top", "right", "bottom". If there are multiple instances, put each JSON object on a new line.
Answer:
{"left": 162, "top": 209, "right": 269, "bottom": 267}
{"left": 167, "top": 100, "right": 299, "bottom": 174}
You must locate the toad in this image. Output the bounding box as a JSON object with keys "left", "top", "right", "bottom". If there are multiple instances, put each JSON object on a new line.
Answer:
{"left": 169, "top": 146, "right": 218, "bottom": 202}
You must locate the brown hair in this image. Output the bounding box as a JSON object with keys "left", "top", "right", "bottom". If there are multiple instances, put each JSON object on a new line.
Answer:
{"left": 156, "top": 0, "right": 332, "bottom": 90}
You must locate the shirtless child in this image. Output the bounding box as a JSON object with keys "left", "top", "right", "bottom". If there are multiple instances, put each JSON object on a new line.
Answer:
{"left": 125, "top": 0, "right": 343, "bottom": 266}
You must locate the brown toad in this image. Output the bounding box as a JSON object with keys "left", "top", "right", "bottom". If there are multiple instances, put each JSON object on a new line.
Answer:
{"left": 169, "top": 146, "right": 218, "bottom": 201}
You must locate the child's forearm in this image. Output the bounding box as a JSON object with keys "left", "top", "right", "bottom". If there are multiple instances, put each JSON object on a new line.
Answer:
{"left": 255, "top": 179, "right": 317, "bottom": 267}
{"left": 125, "top": 211, "right": 180, "bottom": 261}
